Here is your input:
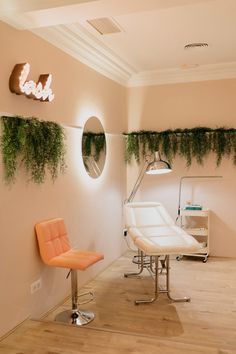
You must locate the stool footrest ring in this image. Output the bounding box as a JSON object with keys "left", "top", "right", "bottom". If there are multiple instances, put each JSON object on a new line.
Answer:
{"left": 77, "top": 291, "right": 94, "bottom": 305}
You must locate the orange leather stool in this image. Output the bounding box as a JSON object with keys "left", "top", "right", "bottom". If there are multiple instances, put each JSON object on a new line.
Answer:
{"left": 35, "top": 218, "right": 104, "bottom": 326}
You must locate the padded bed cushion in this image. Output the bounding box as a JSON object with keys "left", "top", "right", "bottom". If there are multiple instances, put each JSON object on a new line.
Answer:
{"left": 125, "top": 202, "right": 202, "bottom": 256}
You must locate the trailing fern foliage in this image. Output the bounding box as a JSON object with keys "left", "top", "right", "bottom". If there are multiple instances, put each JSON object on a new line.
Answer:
{"left": 82, "top": 132, "right": 106, "bottom": 162}
{"left": 0, "top": 115, "right": 66, "bottom": 184}
{"left": 124, "top": 127, "right": 236, "bottom": 166}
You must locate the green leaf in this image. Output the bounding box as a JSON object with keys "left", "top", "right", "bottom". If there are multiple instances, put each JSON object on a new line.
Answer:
{"left": 123, "top": 127, "right": 236, "bottom": 167}
{"left": 0, "top": 116, "right": 66, "bottom": 184}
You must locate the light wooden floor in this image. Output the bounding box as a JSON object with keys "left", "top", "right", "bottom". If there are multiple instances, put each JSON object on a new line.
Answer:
{"left": 1, "top": 252, "right": 236, "bottom": 354}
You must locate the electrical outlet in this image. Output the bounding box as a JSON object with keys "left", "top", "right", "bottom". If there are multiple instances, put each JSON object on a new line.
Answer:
{"left": 30, "top": 278, "right": 42, "bottom": 294}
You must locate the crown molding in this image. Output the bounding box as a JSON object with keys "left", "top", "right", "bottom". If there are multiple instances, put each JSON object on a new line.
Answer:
{"left": 31, "top": 24, "right": 137, "bottom": 86}
{"left": 127, "top": 61, "right": 236, "bottom": 87}
{"left": 31, "top": 25, "right": 236, "bottom": 87}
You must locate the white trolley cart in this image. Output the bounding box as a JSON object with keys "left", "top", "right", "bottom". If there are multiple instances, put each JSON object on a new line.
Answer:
{"left": 177, "top": 208, "right": 210, "bottom": 263}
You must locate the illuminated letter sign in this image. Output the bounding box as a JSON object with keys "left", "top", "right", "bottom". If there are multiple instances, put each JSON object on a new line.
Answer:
{"left": 9, "top": 63, "right": 54, "bottom": 102}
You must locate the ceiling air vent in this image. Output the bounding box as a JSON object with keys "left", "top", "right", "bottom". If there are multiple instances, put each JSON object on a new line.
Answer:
{"left": 184, "top": 43, "right": 209, "bottom": 50}
{"left": 87, "top": 17, "right": 122, "bottom": 35}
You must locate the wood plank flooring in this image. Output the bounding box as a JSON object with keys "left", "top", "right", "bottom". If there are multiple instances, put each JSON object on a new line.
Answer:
{"left": 1, "top": 252, "right": 236, "bottom": 354}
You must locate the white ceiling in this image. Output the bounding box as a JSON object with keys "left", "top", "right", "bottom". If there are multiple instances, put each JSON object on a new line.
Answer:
{"left": 1, "top": 0, "right": 236, "bottom": 86}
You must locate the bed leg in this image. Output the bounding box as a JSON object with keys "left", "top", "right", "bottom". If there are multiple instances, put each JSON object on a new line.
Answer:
{"left": 135, "top": 256, "right": 160, "bottom": 304}
{"left": 166, "top": 255, "right": 191, "bottom": 302}
{"left": 124, "top": 250, "right": 146, "bottom": 278}
{"left": 134, "top": 255, "right": 190, "bottom": 304}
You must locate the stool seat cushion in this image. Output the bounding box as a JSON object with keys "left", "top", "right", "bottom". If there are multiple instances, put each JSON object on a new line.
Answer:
{"left": 47, "top": 249, "right": 104, "bottom": 270}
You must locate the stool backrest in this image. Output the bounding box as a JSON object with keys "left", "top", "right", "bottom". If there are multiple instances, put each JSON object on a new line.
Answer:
{"left": 125, "top": 202, "right": 174, "bottom": 228}
{"left": 35, "top": 218, "right": 71, "bottom": 265}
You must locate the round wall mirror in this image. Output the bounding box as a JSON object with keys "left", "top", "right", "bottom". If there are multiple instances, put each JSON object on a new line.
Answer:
{"left": 82, "top": 116, "right": 106, "bottom": 178}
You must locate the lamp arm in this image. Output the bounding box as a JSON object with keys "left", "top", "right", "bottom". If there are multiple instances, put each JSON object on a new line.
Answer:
{"left": 83, "top": 155, "right": 101, "bottom": 177}
{"left": 90, "top": 157, "right": 101, "bottom": 177}
{"left": 125, "top": 159, "right": 149, "bottom": 203}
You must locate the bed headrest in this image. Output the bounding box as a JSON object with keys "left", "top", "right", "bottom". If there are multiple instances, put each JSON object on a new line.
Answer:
{"left": 125, "top": 202, "right": 175, "bottom": 228}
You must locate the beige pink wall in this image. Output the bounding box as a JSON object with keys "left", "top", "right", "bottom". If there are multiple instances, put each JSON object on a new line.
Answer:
{"left": 1, "top": 18, "right": 236, "bottom": 338}
{"left": 127, "top": 81, "right": 236, "bottom": 258}
{"left": 127, "top": 80, "right": 236, "bottom": 131}
{"left": 0, "top": 21, "right": 127, "bottom": 337}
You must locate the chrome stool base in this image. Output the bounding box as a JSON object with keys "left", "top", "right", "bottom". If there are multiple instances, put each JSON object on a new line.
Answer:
{"left": 57, "top": 269, "right": 95, "bottom": 326}
{"left": 55, "top": 309, "right": 95, "bottom": 326}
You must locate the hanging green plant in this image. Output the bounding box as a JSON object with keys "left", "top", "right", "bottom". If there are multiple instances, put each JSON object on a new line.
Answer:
{"left": 124, "top": 127, "right": 236, "bottom": 167}
{"left": 0, "top": 115, "right": 66, "bottom": 184}
{"left": 82, "top": 132, "right": 106, "bottom": 162}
